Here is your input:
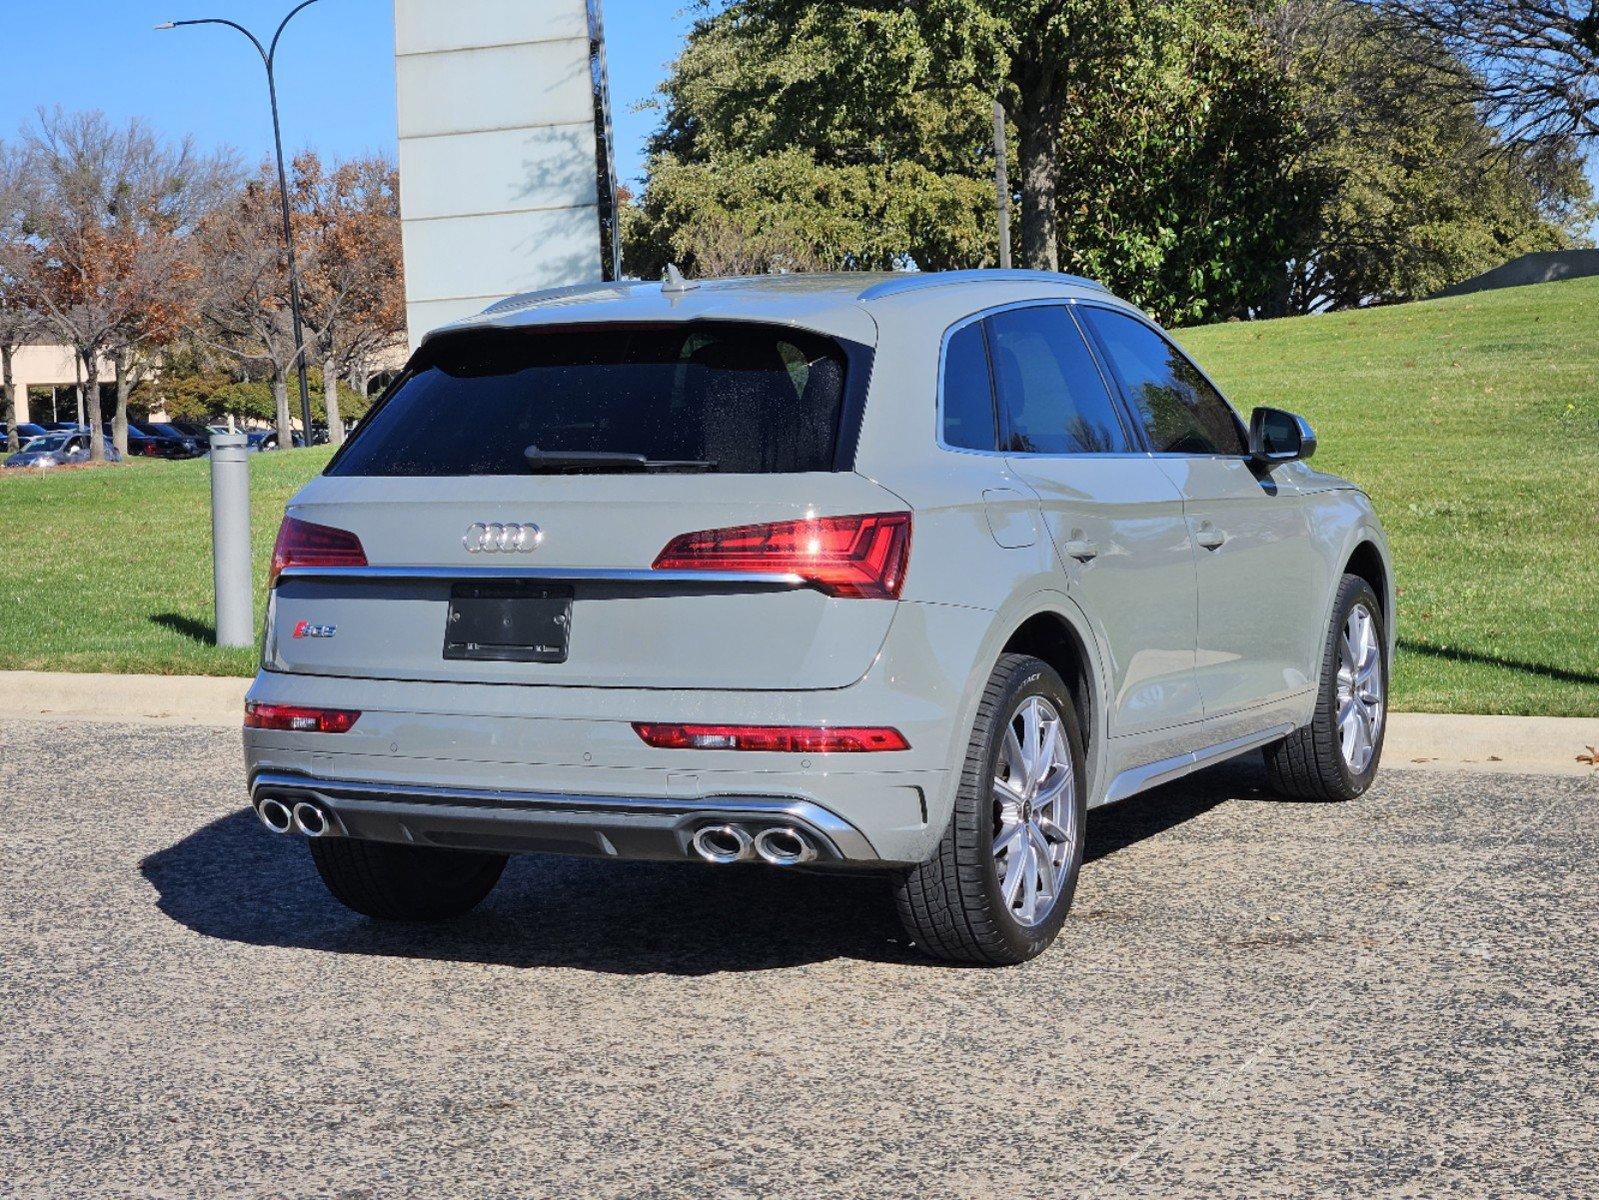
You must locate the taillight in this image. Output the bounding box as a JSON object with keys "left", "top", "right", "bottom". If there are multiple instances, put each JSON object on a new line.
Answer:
{"left": 652, "top": 511, "right": 911, "bottom": 599}
{"left": 244, "top": 702, "right": 360, "bottom": 733}
{"left": 269, "top": 516, "right": 366, "bottom": 586}
{"left": 633, "top": 723, "right": 909, "bottom": 752}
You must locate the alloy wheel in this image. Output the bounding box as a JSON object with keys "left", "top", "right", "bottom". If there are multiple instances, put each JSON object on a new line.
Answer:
{"left": 992, "top": 695, "right": 1078, "bottom": 928}
{"left": 1336, "top": 603, "right": 1384, "bottom": 773}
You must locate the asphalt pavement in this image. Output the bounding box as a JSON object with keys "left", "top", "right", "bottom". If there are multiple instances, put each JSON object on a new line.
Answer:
{"left": 2, "top": 718, "right": 1594, "bottom": 1199}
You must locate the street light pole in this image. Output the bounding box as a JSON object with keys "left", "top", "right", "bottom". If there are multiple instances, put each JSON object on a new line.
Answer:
{"left": 158, "top": 1, "right": 321, "bottom": 444}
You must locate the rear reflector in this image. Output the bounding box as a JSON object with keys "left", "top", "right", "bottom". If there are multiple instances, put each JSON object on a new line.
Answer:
{"left": 245, "top": 702, "right": 361, "bottom": 733}
{"left": 652, "top": 511, "right": 911, "bottom": 599}
{"left": 633, "top": 723, "right": 909, "bottom": 753}
{"left": 269, "top": 516, "right": 367, "bottom": 586}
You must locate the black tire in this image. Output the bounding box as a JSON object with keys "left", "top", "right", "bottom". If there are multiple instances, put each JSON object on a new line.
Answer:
{"left": 894, "top": 653, "right": 1088, "bottom": 965}
{"left": 307, "top": 838, "right": 507, "bottom": 921}
{"left": 1263, "top": 574, "right": 1388, "bottom": 801}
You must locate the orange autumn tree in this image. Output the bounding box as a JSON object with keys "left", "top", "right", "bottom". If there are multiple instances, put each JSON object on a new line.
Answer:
{"left": 15, "top": 109, "right": 232, "bottom": 459}
{"left": 292, "top": 152, "right": 404, "bottom": 443}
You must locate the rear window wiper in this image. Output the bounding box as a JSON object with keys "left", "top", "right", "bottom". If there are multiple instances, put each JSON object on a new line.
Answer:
{"left": 522, "top": 446, "right": 718, "bottom": 473}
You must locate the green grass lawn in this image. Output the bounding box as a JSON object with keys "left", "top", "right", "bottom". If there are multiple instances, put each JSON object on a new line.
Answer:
{"left": 0, "top": 446, "right": 333, "bottom": 677}
{"left": 1178, "top": 277, "right": 1598, "bottom": 717}
{"left": 1, "top": 277, "right": 1595, "bottom": 714}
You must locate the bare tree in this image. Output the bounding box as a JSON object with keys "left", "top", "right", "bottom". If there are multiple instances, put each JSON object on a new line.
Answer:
{"left": 198, "top": 166, "right": 308, "bottom": 449}
{"left": 12, "top": 109, "right": 231, "bottom": 460}
{"left": 0, "top": 141, "right": 45, "bottom": 454}
{"left": 1373, "top": 1, "right": 1599, "bottom": 148}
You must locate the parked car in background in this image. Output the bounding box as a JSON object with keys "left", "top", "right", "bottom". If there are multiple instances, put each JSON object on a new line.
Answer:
{"left": 124, "top": 422, "right": 196, "bottom": 459}
{"left": 167, "top": 421, "right": 214, "bottom": 449}
{"left": 244, "top": 269, "right": 1393, "bottom": 966}
{"left": 3, "top": 422, "right": 52, "bottom": 445}
{"left": 4, "top": 432, "right": 122, "bottom": 468}
{"left": 142, "top": 422, "right": 204, "bottom": 457}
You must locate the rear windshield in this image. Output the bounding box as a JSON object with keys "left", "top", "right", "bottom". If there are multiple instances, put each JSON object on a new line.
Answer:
{"left": 328, "top": 323, "right": 854, "bottom": 476}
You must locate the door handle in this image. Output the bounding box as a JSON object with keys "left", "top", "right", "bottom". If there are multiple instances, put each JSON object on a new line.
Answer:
{"left": 1062, "top": 538, "right": 1099, "bottom": 562}
{"left": 1196, "top": 526, "right": 1227, "bottom": 550}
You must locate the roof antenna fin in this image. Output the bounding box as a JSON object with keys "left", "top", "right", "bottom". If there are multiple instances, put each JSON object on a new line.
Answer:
{"left": 662, "top": 263, "right": 698, "bottom": 295}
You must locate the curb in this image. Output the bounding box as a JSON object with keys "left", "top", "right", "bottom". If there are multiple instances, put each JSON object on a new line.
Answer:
{"left": 0, "top": 670, "right": 249, "bottom": 728}
{"left": 0, "top": 670, "right": 1594, "bottom": 777}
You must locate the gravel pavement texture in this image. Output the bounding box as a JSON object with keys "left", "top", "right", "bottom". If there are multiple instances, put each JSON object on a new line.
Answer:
{"left": 2, "top": 718, "right": 1595, "bottom": 1199}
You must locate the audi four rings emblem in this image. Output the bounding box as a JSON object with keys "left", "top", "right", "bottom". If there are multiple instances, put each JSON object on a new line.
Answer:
{"left": 463, "top": 522, "right": 543, "bottom": 553}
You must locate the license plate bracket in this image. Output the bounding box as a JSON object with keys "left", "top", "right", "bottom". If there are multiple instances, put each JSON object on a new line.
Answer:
{"left": 444, "top": 583, "right": 572, "bottom": 664}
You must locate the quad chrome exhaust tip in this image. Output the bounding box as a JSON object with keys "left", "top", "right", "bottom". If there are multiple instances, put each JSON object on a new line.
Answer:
{"left": 690, "top": 822, "right": 818, "bottom": 866}
{"left": 256, "top": 798, "right": 294, "bottom": 835}
{"left": 292, "top": 801, "right": 331, "bottom": 838}
{"left": 754, "top": 826, "right": 817, "bottom": 866}
{"left": 691, "top": 823, "right": 753, "bottom": 864}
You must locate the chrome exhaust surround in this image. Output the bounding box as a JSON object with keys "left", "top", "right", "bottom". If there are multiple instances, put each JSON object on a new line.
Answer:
{"left": 754, "top": 826, "right": 817, "bottom": 866}
{"left": 691, "top": 823, "right": 753, "bottom": 864}
{"left": 292, "top": 801, "right": 330, "bottom": 838}
{"left": 256, "top": 798, "right": 294, "bottom": 835}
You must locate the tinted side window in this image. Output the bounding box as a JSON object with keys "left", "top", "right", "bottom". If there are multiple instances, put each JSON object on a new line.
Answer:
{"left": 1078, "top": 307, "right": 1246, "bottom": 455}
{"left": 941, "top": 320, "right": 998, "bottom": 450}
{"left": 987, "top": 306, "right": 1129, "bottom": 454}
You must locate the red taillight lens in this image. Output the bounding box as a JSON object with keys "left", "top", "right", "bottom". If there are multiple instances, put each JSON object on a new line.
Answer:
{"left": 652, "top": 511, "right": 911, "bottom": 599}
{"left": 633, "top": 723, "right": 909, "bottom": 753}
{"left": 269, "top": 516, "right": 366, "bottom": 586}
{"left": 244, "top": 702, "right": 360, "bottom": 733}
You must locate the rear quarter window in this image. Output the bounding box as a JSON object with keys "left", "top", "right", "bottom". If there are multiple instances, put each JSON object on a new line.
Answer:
{"left": 329, "top": 323, "right": 859, "bottom": 476}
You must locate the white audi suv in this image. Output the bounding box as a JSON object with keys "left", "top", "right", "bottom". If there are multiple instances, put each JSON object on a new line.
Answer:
{"left": 244, "top": 269, "right": 1392, "bottom": 965}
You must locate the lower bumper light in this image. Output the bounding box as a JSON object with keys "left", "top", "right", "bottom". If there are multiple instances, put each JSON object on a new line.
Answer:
{"left": 632, "top": 723, "right": 908, "bottom": 753}
{"left": 245, "top": 702, "right": 361, "bottom": 733}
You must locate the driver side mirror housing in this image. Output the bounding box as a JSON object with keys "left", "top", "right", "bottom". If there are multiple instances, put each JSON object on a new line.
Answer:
{"left": 1249, "top": 407, "right": 1317, "bottom": 464}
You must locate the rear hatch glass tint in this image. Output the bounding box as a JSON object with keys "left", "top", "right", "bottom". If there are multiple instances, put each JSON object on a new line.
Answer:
{"left": 328, "top": 323, "right": 856, "bottom": 477}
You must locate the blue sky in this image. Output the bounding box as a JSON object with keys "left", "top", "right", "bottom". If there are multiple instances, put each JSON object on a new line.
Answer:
{"left": 0, "top": 0, "right": 692, "bottom": 186}
{"left": 2, "top": 2, "right": 1593, "bottom": 228}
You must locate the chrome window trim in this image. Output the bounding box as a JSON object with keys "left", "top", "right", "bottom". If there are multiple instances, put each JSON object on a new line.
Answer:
{"left": 934, "top": 297, "right": 1143, "bottom": 460}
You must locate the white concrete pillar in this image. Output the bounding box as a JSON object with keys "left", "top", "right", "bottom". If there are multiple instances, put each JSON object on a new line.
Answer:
{"left": 394, "top": 0, "right": 607, "bottom": 347}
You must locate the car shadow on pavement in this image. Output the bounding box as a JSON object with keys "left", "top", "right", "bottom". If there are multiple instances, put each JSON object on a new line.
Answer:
{"left": 139, "top": 762, "right": 1258, "bottom": 975}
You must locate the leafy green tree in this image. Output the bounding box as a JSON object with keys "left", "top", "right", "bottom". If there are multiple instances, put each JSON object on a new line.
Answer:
{"left": 1259, "top": 0, "right": 1596, "bottom": 311}
{"left": 628, "top": 0, "right": 1316, "bottom": 322}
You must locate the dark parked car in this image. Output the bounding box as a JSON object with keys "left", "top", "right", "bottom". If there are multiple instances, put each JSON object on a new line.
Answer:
{"left": 124, "top": 422, "right": 196, "bottom": 459}
{"left": 142, "top": 422, "right": 203, "bottom": 457}
{"left": 166, "top": 421, "right": 214, "bottom": 449}
{"left": 3, "top": 422, "right": 52, "bottom": 445}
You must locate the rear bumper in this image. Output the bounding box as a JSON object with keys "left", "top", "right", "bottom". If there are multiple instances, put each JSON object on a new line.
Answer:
{"left": 249, "top": 770, "right": 882, "bottom": 865}
{"left": 243, "top": 597, "right": 998, "bottom": 863}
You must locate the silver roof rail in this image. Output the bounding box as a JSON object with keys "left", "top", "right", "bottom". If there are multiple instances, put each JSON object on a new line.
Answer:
{"left": 856, "top": 269, "right": 1110, "bottom": 301}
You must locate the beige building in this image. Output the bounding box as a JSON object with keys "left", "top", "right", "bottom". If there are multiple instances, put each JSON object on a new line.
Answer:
{"left": 7, "top": 343, "right": 120, "bottom": 425}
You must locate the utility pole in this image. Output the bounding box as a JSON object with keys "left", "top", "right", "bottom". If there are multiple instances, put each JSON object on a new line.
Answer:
{"left": 992, "top": 100, "right": 1012, "bottom": 270}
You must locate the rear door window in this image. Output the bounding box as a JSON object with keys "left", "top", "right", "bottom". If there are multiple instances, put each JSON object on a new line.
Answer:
{"left": 329, "top": 323, "right": 854, "bottom": 476}
{"left": 987, "top": 305, "right": 1131, "bottom": 454}
{"left": 1078, "top": 307, "right": 1246, "bottom": 456}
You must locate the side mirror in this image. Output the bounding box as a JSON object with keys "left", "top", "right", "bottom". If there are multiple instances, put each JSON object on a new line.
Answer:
{"left": 1249, "top": 407, "right": 1317, "bottom": 464}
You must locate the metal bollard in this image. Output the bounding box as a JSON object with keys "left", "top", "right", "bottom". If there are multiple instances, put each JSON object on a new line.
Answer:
{"left": 209, "top": 432, "right": 254, "bottom": 648}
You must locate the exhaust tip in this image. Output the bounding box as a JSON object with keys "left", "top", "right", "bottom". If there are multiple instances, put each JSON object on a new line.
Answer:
{"left": 292, "top": 801, "right": 330, "bottom": 838}
{"left": 256, "top": 798, "right": 294, "bottom": 835}
{"left": 691, "top": 823, "right": 752, "bottom": 864}
{"left": 754, "top": 826, "right": 817, "bottom": 866}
